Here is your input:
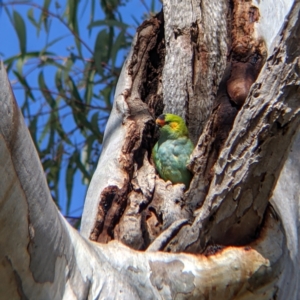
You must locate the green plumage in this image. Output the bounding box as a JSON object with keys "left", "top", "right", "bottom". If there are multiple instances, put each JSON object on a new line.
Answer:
{"left": 152, "top": 114, "right": 194, "bottom": 188}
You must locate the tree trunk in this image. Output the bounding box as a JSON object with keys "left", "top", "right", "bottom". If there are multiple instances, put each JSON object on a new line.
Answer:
{"left": 1, "top": 0, "right": 300, "bottom": 299}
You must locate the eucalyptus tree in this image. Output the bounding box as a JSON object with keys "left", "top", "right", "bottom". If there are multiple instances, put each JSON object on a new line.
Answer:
{"left": 1, "top": 0, "right": 300, "bottom": 299}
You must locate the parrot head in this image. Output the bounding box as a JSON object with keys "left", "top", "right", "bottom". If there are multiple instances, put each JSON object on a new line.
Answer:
{"left": 155, "top": 114, "right": 189, "bottom": 139}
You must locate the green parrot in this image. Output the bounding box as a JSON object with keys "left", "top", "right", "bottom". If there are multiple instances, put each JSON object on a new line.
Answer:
{"left": 152, "top": 113, "right": 194, "bottom": 188}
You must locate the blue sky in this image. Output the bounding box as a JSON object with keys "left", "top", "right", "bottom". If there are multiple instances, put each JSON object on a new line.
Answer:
{"left": 0, "top": 0, "right": 161, "bottom": 221}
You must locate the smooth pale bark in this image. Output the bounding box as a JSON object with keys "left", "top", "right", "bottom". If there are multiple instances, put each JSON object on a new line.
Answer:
{"left": 1, "top": 0, "right": 300, "bottom": 299}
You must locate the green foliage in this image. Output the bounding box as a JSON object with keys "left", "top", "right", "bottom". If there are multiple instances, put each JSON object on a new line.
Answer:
{"left": 1, "top": 0, "right": 159, "bottom": 222}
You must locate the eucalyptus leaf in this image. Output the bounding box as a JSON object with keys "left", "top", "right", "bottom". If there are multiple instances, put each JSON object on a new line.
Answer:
{"left": 66, "top": 153, "right": 76, "bottom": 215}
{"left": 13, "top": 10, "right": 27, "bottom": 55}
{"left": 88, "top": 19, "right": 128, "bottom": 29}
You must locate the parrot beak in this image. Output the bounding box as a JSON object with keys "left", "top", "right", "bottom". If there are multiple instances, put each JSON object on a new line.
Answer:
{"left": 156, "top": 115, "right": 166, "bottom": 127}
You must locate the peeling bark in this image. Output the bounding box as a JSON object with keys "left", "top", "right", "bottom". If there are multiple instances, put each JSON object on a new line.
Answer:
{"left": 170, "top": 0, "right": 300, "bottom": 253}
{"left": 83, "top": 0, "right": 229, "bottom": 251}
{"left": 162, "top": 0, "right": 229, "bottom": 142}
{"left": 85, "top": 15, "right": 165, "bottom": 246}
{"left": 187, "top": 0, "right": 267, "bottom": 212}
